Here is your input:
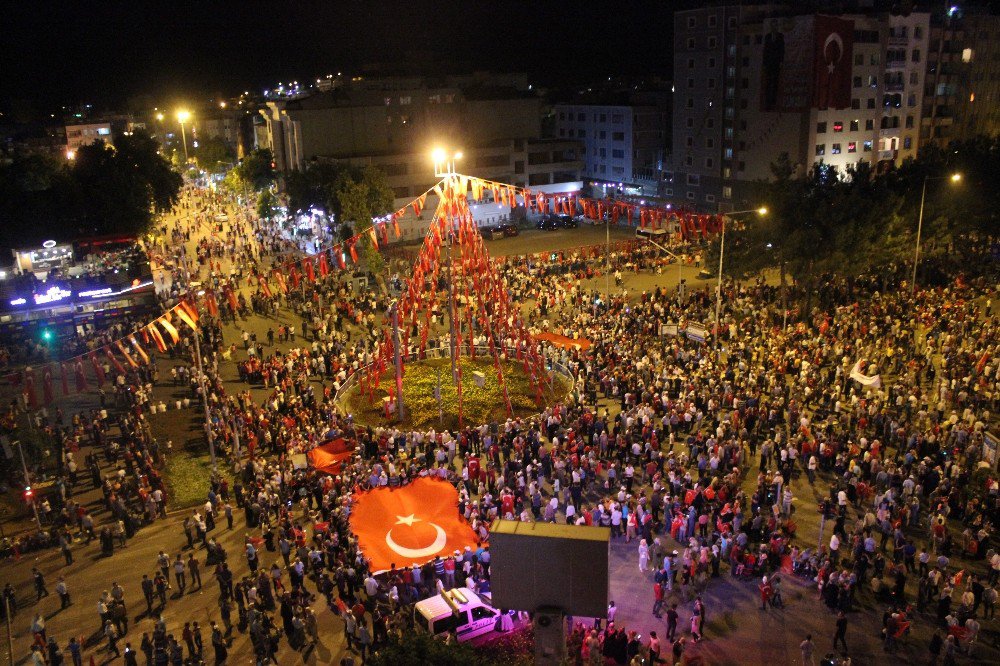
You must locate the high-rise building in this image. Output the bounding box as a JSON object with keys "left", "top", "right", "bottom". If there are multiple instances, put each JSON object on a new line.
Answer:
{"left": 671, "top": 4, "right": 943, "bottom": 210}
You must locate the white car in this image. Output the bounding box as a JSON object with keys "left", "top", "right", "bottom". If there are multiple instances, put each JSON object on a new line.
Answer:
{"left": 413, "top": 586, "right": 501, "bottom": 641}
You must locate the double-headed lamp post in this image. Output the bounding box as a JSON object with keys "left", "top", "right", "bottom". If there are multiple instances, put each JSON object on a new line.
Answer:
{"left": 432, "top": 147, "right": 463, "bottom": 177}
{"left": 911, "top": 172, "right": 961, "bottom": 294}
{"left": 714, "top": 207, "right": 768, "bottom": 355}
{"left": 177, "top": 109, "right": 192, "bottom": 162}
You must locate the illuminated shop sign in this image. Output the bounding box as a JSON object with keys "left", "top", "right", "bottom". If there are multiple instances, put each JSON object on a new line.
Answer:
{"left": 33, "top": 286, "right": 72, "bottom": 305}
{"left": 77, "top": 287, "right": 114, "bottom": 298}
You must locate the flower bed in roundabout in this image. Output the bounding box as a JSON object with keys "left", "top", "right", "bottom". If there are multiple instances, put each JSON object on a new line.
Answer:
{"left": 342, "top": 356, "right": 572, "bottom": 430}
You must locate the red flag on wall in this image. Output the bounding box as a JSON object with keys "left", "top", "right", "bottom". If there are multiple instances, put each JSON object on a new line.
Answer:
{"left": 74, "top": 360, "right": 87, "bottom": 392}
{"left": 813, "top": 16, "right": 855, "bottom": 110}
{"left": 303, "top": 258, "right": 315, "bottom": 282}
{"left": 59, "top": 362, "right": 70, "bottom": 396}
{"left": 106, "top": 348, "right": 125, "bottom": 374}
{"left": 24, "top": 368, "right": 37, "bottom": 409}
{"left": 348, "top": 242, "right": 359, "bottom": 264}
{"left": 319, "top": 253, "right": 330, "bottom": 276}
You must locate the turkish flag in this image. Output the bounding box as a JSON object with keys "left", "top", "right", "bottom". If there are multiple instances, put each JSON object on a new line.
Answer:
{"left": 307, "top": 437, "right": 355, "bottom": 475}
{"left": 813, "top": 16, "right": 854, "bottom": 110}
{"left": 349, "top": 477, "right": 480, "bottom": 572}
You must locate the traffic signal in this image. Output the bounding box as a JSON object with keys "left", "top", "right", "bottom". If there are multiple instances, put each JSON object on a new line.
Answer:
{"left": 23, "top": 486, "right": 33, "bottom": 503}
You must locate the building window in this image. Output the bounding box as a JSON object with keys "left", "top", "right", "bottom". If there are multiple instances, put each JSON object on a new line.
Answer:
{"left": 705, "top": 138, "right": 714, "bottom": 148}
{"left": 910, "top": 72, "right": 919, "bottom": 85}
{"left": 867, "top": 98, "right": 876, "bottom": 109}
{"left": 687, "top": 38, "right": 696, "bottom": 49}
{"left": 688, "top": 78, "right": 695, "bottom": 88}
{"left": 688, "top": 59, "right": 695, "bottom": 69}
{"left": 685, "top": 156, "right": 693, "bottom": 166}
{"left": 686, "top": 137, "right": 694, "bottom": 148}
{"left": 708, "top": 15, "right": 717, "bottom": 27}
{"left": 833, "top": 122, "right": 843, "bottom": 132}
{"left": 905, "top": 115, "right": 914, "bottom": 128}
{"left": 600, "top": 148, "right": 606, "bottom": 157}
{"left": 863, "top": 140, "right": 873, "bottom": 152}
{"left": 612, "top": 149, "right": 624, "bottom": 158}
{"left": 816, "top": 144, "right": 826, "bottom": 156}
{"left": 706, "top": 118, "right": 715, "bottom": 128}
{"left": 817, "top": 122, "right": 827, "bottom": 133}
{"left": 708, "top": 58, "right": 716, "bottom": 68}
{"left": 854, "top": 54, "right": 864, "bottom": 66}
{"left": 687, "top": 174, "right": 700, "bottom": 186}
{"left": 600, "top": 130, "right": 607, "bottom": 138}
{"left": 600, "top": 114, "right": 607, "bottom": 122}
{"left": 577, "top": 113, "right": 585, "bottom": 121}
{"left": 559, "top": 129, "right": 565, "bottom": 137}
{"left": 848, "top": 142, "right": 857, "bottom": 153}
{"left": 851, "top": 99, "right": 861, "bottom": 110}
{"left": 612, "top": 166, "right": 624, "bottom": 175}
{"left": 687, "top": 192, "right": 696, "bottom": 200}
{"left": 558, "top": 112, "right": 565, "bottom": 120}
{"left": 399, "top": 96, "right": 411, "bottom": 105}
{"left": 903, "top": 137, "right": 912, "bottom": 149}
{"left": 705, "top": 158, "right": 714, "bottom": 168}
{"left": 865, "top": 119, "right": 874, "bottom": 130}
{"left": 911, "top": 49, "right": 920, "bottom": 63}
{"left": 831, "top": 143, "right": 842, "bottom": 154}
{"left": 724, "top": 147, "right": 733, "bottom": 159}
{"left": 962, "top": 48, "right": 973, "bottom": 63}
{"left": 708, "top": 78, "right": 716, "bottom": 89}
{"left": 850, "top": 120, "right": 859, "bottom": 131}
{"left": 612, "top": 114, "right": 624, "bottom": 123}
{"left": 686, "top": 118, "right": 694, "bottom": 128}
{"left": 687, "top": 16, "right": 696, "bottom": 29}
{"left": 853, "top": 76, "right": 862, "bottom": 88}
{"left": 723, "top": 186, "right": 733, "bottom": 199}
{"left": 707, "top": 36, "right": 717, "bottom": 48}
{"left": 578, "top": 129, "right": 586, "bottom": 138}
{"left": 612, "top": 131, "right": 625, "bottom": 141}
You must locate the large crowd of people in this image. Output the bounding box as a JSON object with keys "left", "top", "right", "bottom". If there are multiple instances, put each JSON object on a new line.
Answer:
{"left": 3, "top": 182, "right": 997, "bottom": 666}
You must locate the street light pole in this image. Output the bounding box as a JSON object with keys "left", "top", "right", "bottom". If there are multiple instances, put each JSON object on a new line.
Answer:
{"left": 911, "top": 173, "right": 960, "bottom": 294}
{"left": 712, "top": 207, "right": 767, "bottom": 356}
{"left": 179, "top": 121, "right": 189, "bottom": 162}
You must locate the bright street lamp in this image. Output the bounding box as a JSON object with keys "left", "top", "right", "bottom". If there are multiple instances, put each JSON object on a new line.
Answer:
{"left": 177, "top": 109, "right": 192, "bottom": 162}
{"left": 714, "top": 207, "right": 768, "bottom": 354}
{"left": 911, "top": 172, "right": 961, "bottom": 293}
{"left": 432, "top": 147, "right": 463, "bottom": 176}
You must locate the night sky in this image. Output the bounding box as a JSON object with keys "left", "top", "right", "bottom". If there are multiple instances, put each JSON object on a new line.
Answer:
{"left": 4, "top": 0, "right": 682, "bottom": 114}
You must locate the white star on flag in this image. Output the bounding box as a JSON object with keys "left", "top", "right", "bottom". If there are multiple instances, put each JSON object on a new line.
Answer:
{"left": 395, "top": 514, "right": 420, "bottom": 526}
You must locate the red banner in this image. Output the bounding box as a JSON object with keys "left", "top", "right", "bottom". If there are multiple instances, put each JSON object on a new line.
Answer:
{"left": 813, "top": 16, "right": 854, "bottom": 110}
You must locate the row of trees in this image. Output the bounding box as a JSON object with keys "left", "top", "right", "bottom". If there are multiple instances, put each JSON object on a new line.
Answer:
{"left": 719, "top": 136, "right": 1000, "bottom": 304}
{"left": 0, "top": 130, "right": 182, "bottom": 253}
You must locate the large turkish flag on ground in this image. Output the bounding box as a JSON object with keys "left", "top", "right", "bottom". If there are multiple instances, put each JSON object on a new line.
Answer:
{"left": 349, "top": 477, "right": 479, "bottom": 572}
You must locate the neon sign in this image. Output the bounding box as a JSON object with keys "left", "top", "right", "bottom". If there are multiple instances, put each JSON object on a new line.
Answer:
{"left": 9, "top": 298, "right": 26, "bottom": 306}
{"left": 78, "top": 287, "right": 113, "bottom": 298}
{"left": 33, "top": 286, "right": 72, "bottom": 305}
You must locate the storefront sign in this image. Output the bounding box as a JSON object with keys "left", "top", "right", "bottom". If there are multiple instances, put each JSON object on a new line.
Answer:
{"left": 77, "top": 287, "right": 114, "bottom": 298}
{"left": 32, "top": 286, "right": 72, "bottom": 305}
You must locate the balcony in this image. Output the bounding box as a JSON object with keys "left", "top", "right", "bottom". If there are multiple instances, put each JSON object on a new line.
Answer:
{"left": 878, "top": 149, "right": 897, "bottom": 160}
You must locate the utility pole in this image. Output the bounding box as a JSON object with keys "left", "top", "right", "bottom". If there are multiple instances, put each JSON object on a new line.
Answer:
{"left": 390, "top": 300, "right": 406, "bottom": 422}
{"left": 14, "top": 441, "right": 41, "bottom": 530}
{"left": 182, "top": 258, "right": 217, "bottom": 472}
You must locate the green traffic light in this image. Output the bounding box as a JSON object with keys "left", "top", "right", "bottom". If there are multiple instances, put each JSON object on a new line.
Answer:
{"left": 41, "top": 330, "right": 53, "bottom": 341}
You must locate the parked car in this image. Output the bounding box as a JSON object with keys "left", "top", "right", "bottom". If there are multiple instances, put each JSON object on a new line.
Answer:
{"left": 498, "top": 223, "right": 519, "bottom": 237}
{"left": 479, "top": 225, "right": 504, "bottom": 240}
{"left": 536, "top": 216, "right": 562, "bottom": 231}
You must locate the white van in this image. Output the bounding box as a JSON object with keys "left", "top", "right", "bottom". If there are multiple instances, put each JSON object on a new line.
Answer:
{"left": 413, "top": 586, "right": 501, "bottom": 641}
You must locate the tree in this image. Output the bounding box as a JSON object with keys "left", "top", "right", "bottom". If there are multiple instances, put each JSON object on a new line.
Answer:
{"left": 368, "top": 632, "right": 503, "bottom": 666}
{"left": 233, "top": 148, "right": 276, "bottom": 191}
{"left": 192, "top": 136, "right": 235, "bottom": 173}
{"left": 257, "top": 189, "right": 280, "bottom": 221}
